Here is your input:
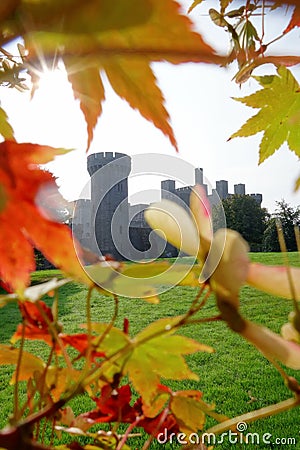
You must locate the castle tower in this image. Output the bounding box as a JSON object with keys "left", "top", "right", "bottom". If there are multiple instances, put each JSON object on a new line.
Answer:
{"left": 161, "top": 179, "right": 176, "bottom": 200}
{"left": 195, "top": 168, "right": 203, "bottom": 185}
{"left": 234, "top": 183, "right": 246, "bottom": 196}
{"left": 216, "top": 180, "right": 228, "bottom": 200}
{"left": 87, "top": 152, "right": 131, "bottom": 259}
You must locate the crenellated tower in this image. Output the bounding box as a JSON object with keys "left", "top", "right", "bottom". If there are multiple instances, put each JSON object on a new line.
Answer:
{"left": 87, "top": 152, "right": 131, "bottom": 259}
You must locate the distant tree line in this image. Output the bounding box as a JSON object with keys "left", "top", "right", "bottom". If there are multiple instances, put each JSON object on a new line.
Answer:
{"left": 213, "top": 196, "right": 299, "bottom": 252}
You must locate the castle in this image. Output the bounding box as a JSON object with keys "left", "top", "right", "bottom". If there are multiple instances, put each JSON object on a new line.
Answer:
{"left": 72, "top": 152, "right": 262, "bottom": 260}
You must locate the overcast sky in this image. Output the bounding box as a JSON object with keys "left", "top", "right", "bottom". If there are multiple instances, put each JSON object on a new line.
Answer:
{"left": 1, "top": 0, "right": 299, "bottom": 212}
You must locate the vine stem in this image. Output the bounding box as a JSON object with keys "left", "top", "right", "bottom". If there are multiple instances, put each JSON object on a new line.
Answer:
{"left": 13, "top": 319, "right": 25, "bottom": 422}
{"left": 141, "top": 408, "right": 170, "bottom": 450}
{"left": 12, "top": 319, "right": 25, "bottom": 422}
{"left": 204, "top": 397, "right": 300, "bottom": 436}
{"left": 35, "top": 301, "right": 73, "bottom": 372}
{"left": 84, "top": 285, "right": 94, "bottom": 370}
{"left": 94, "top": 293, "right": 119, "bottom": 350}
{"left": 276, "top": 220, "right": 299, "bottom": 311}
{"left": 116, "top": 416, "right": 142, "bottom": 450}
{"left": 83, "top": 293, "right": 209, "bottom": 388}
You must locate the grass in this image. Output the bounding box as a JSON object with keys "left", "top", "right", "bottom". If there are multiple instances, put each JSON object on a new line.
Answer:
{"left": 0, "top": 253, "right": 299, "bottom": 449}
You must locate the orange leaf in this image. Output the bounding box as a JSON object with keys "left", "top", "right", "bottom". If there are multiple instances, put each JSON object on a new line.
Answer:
{"left": 65, "top": 62, "right": 105, "bottom": 150}
{"left": 0, "top": 141, "right": 91, "bottom": 292}
{"left": 284, "top": 3, "right": 300, "bottom": 33}
{"left": 104, "top": 58, "right": 178, "bottom": 151}
{"left": 23, "top": 0, "right": 220, "bottom": 152}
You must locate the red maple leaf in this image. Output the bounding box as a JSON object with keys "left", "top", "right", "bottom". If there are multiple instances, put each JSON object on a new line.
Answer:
{"left": 11, "top": 301, "right": 106, "bottom": 358}
{"left": 133, "top": 397, "right": 179, "bottom": 437}
{"left": 82, "top": 384, "right": 136, "bottom": 423}
{"left": 61, "top": 333, "right": 106, "bottom": 360}
{"left": 11, "top": 301, "right": 61, "bottom": 348}
{"left": 284, "top": 3, "right": 300, "bottom": 33}
{"left": 0, "top": 141, "right": 91, "bottom": 292}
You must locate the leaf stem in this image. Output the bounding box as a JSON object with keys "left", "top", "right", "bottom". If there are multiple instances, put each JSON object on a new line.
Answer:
{"left": 116, "top": 416, "right": 142, "bottom": 450}
{"left": 204, "top": 397, "right": 300, "bottom": 436}
{"left": 12, "top": 319, "right": 25, "bottom": 422}
{"left": 35, "top": 301, "right": 73, "bottom": 372}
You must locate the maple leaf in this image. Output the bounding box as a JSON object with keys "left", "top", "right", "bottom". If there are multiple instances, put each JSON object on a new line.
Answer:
{"left": 188, "top": 0, "right": 205, "bottom": 14}
{"left": 17, "top": 0, "right": 220, "bottom": 151}
{"left": 282, "top": 1, "right": 300, "bottom": 33}
{"left": 125, "top": 317, "right": 213, "bottom": 405}
{"left": 0, "top": 106, "right": 15, "bottom": 140}
{"left": 0, "top": 344, "right": 45, "bottom": 383}
{"left": 170, "top": 390, "right": 227, "bottom": 433}
{"left": 0, "top": 140, "right": 91, "bottom": 292}
{"left": 46, "top": 367, "right": 81, "bottom": 402}
{"left": 81, "top": 384, "right": 136, "bottom": 425}
{"left": 86, "top": 319, "right": 212, "bottom": 406}
{"left": 87, "top": 260, "right": 201, "bottom": 300}
{"left": 64, "top": 61, "right": 105, "bottom": 151}
{"left": 138, "top": 407, "right": 179, "bottom": 437}
{"left": 0, "top": 278, "right": 69, "bottom": 308}
{"left": 229, "top": 66, "right": 300, "bottom": 164}
{"left": 11, "top": 301, "right": 61, "bottom": 348}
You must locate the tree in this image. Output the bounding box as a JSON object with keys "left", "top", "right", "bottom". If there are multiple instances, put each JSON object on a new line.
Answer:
{"left": 213, "top": 195, "right": 269, "bottom": 251}
{"left": 263, "top": 200, "right": 300, "bottom": 252}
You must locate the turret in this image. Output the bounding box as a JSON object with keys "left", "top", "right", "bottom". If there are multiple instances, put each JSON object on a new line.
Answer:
{"left": 87, "top": 152, "right": 131, "bottom": 259}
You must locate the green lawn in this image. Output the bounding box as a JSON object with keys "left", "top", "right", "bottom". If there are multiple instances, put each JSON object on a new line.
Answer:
{"left": 0, "top": 253, "right": 299, "bottom": 449}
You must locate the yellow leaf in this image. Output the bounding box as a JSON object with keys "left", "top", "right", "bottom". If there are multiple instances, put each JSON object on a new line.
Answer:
{"left": 0, "top": 344, "right": 45, "bottom": 383}
{"left": 0, "top": 107, "right": 15, "bottom": 140}
{"left": 171, "top": 395, "right": 206, "bottom": 432}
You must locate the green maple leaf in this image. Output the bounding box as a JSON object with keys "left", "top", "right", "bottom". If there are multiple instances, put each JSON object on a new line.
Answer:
{"left": 229, "top": 66, "right": 300, "bottom": 164}
{"left": 125, "top": 317, "right": 214, "bottom": 405}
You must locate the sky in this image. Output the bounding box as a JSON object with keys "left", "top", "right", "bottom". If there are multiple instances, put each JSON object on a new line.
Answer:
{"left": 1, "top": 0, "right": 299, "bottom": 213}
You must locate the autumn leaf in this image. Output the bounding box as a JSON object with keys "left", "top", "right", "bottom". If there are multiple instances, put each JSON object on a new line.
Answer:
{"left": 0, "top": 278, "right": 70, "bottom": 308}
{"left": 64, "top": 61, "right": 105, "bottom": 151}
{"left": 0, "top": 141, "right": 91, "bottom": 292}
{"left": 80, "top": 384, "right": 136, "bottom": 425}
{"left": 0, "top": 344, "right": 45, "bottom": 383}
{"left": 171, "top": 393, "right": 206, "bottom": 433}
{"left": 125, "top": 317, "right": 213, "bottom": 405}
{"left": 86, "top": 260, "right": 201, "bottom": 300}
{"left": 170, "top": 390, "right": 228, "bottom": 433}
{"left": 188, "top": 0, "right": 205, "bottom": 14}
{"left": 0, "top": 106, "right": 15, "bottom": 140}
{"left": 103, "top": 57, "right": 178, "bottom": 151}
{"left": 11, "top": 300, "right": 61, "bottom": 348}
{"left": 18, "top": 0, "right": 220, "bottom": 151}
{"left": 229, "top": 66, "right": 300, "bottom": 163}
{"left": 46, "top": 367, "right": 81, "bottom": 402}
{"left": 283, "top": 2, "right": 300, "bottom": 33}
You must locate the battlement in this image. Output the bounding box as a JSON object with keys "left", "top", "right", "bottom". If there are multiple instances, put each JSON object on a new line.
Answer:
{"left": 87, "top": 152, "right": 131, "bottom": 176}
